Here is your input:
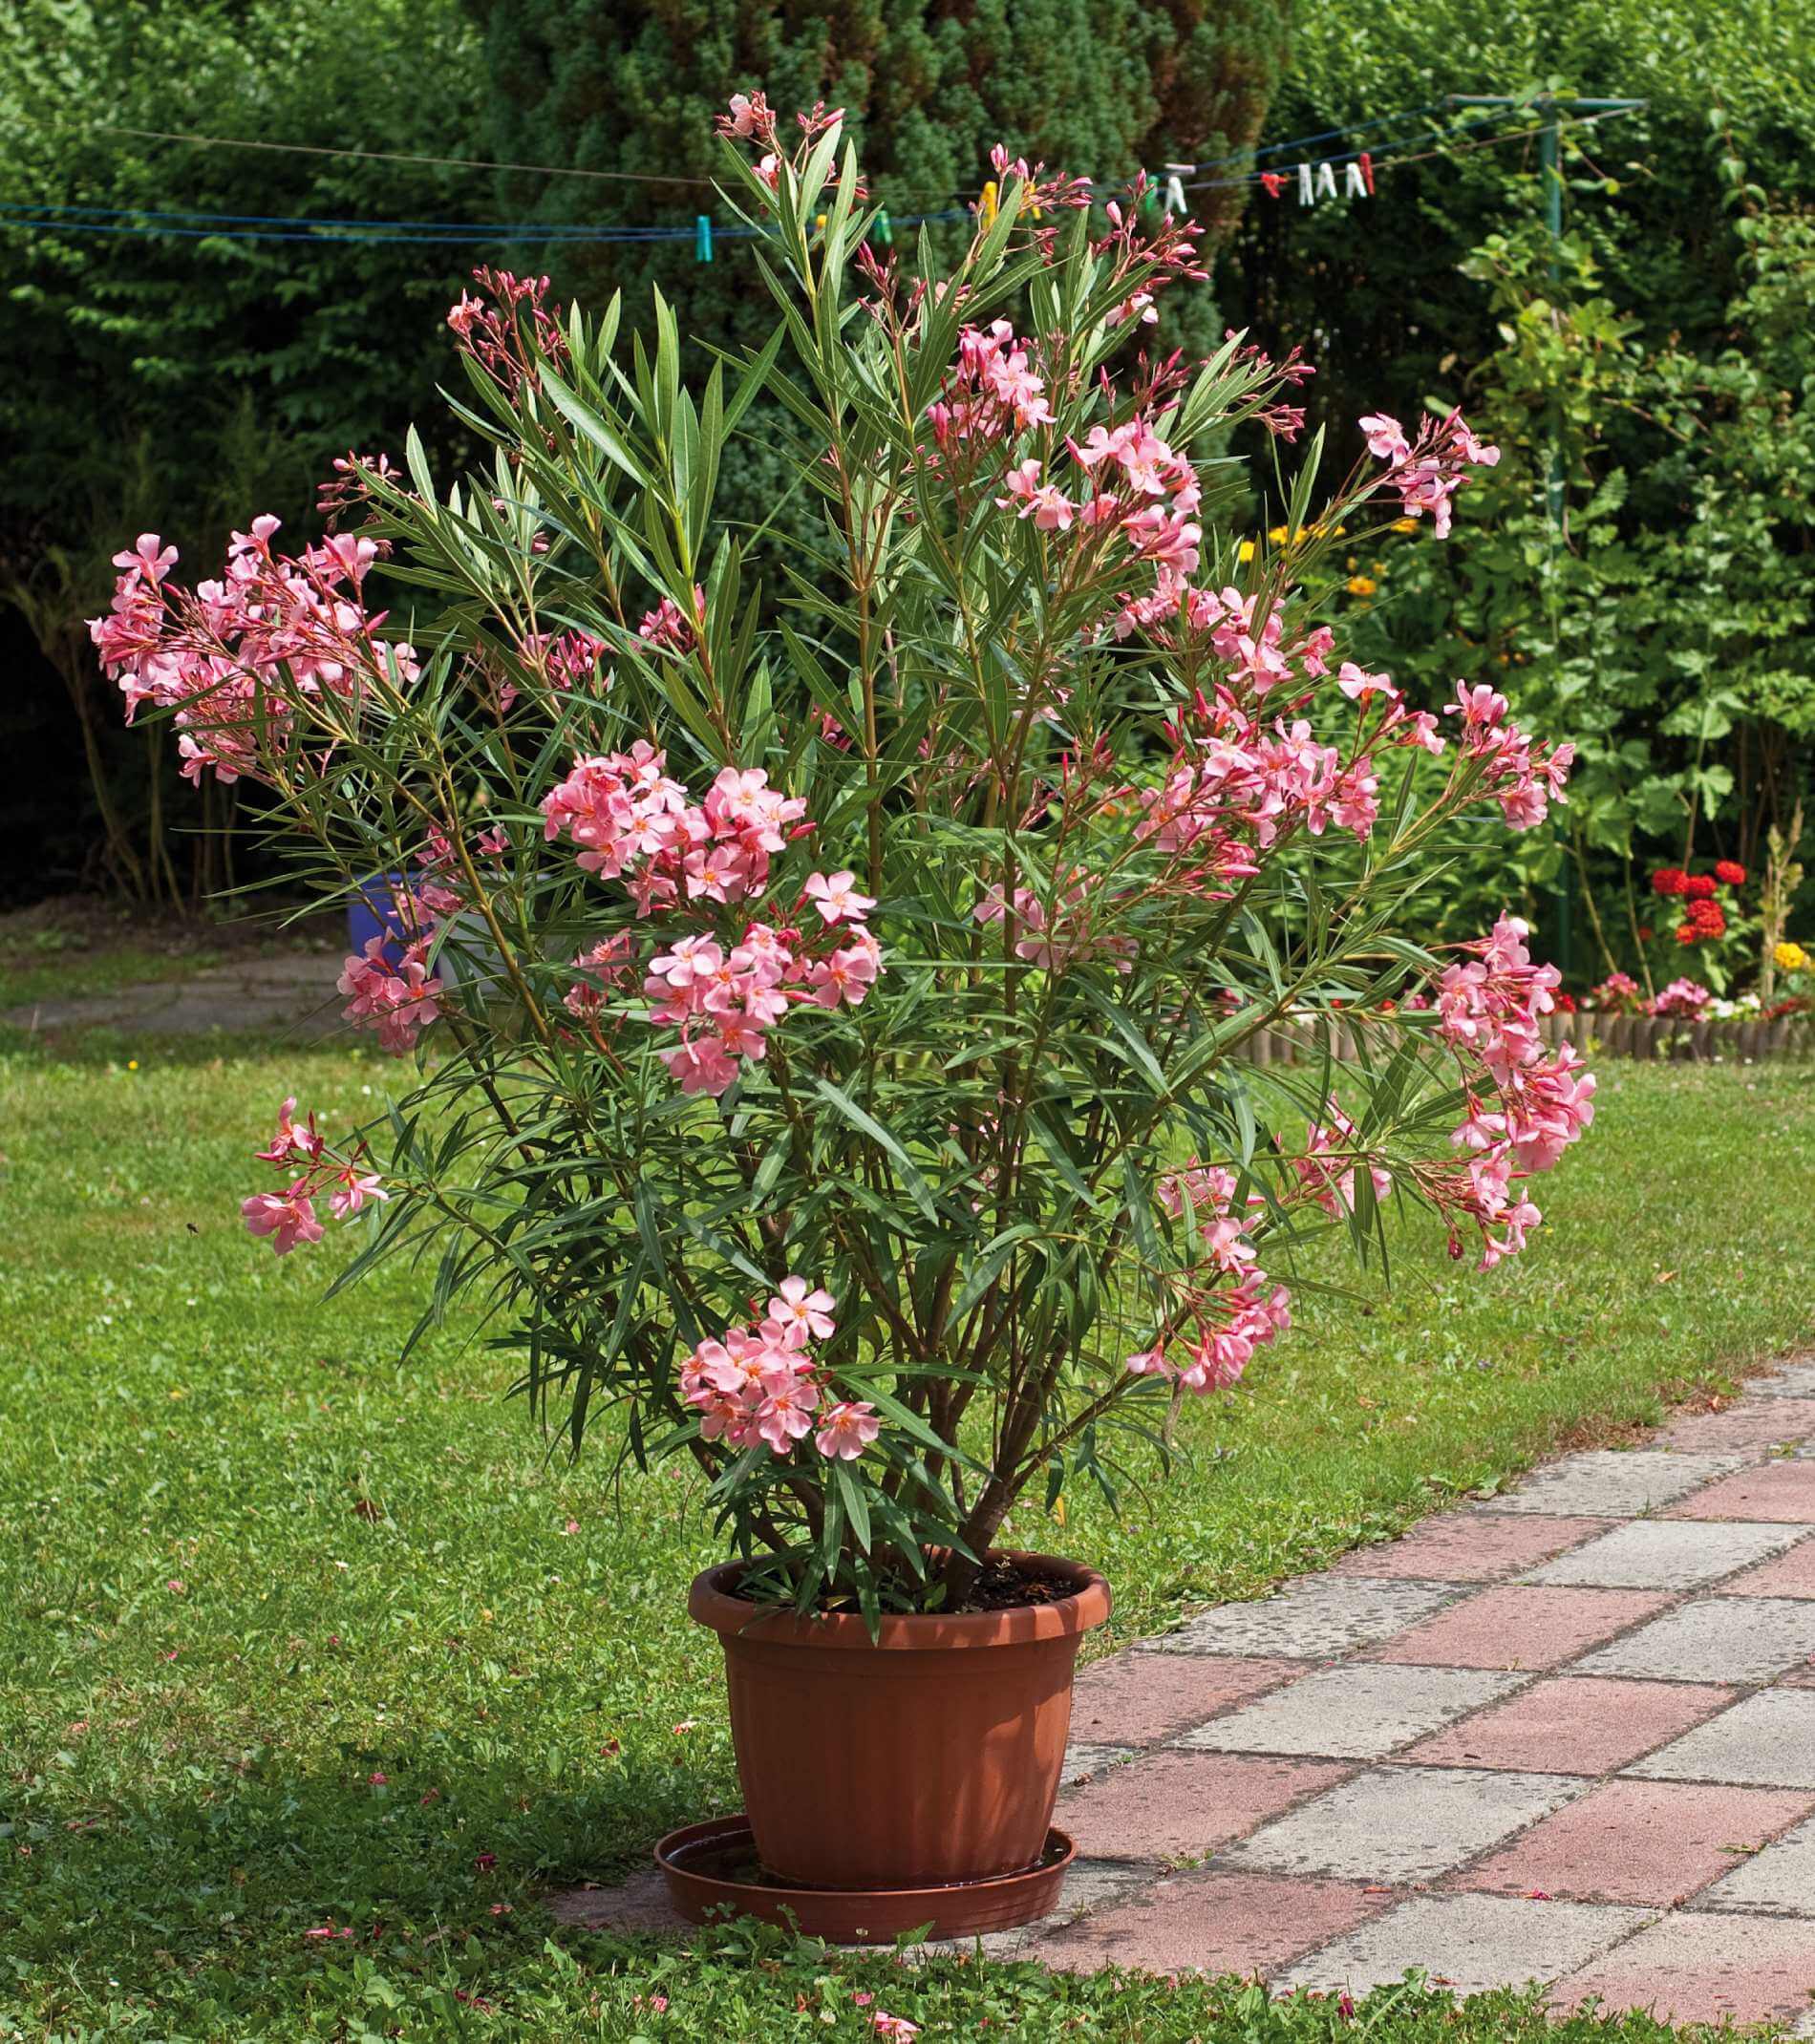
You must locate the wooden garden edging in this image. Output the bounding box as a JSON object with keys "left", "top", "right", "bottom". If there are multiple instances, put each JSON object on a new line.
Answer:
{"left": 1234, "top": 1011, "right": 1815, "bottom": 1067}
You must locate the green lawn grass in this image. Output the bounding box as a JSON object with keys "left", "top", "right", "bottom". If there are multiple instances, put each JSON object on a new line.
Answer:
{"left": 2, "top": 1040, "right": 1812, "bottom": 2039}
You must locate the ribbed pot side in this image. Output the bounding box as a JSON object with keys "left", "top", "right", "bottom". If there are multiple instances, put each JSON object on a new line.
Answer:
{"left": 687, "top": 1552, "right": 1112, "bottom": 1891}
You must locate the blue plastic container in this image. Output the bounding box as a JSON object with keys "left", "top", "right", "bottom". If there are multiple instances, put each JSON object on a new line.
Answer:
{"left": 346, "top": 872, "right": 413, "bottom": 970}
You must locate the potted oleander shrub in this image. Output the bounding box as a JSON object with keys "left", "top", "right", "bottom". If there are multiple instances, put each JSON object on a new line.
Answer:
{"left": 96, "top": 93, "right": 1593, "bottom": 1934}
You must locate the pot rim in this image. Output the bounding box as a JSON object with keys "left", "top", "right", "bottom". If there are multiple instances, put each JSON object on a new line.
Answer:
{"left": 688, "top": 1548, "right": 1112, "bottom": 1650}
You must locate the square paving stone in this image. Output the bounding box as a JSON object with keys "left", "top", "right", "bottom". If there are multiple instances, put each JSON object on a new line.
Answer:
{"left": 1452, "top": 1779, "right": 1814, "bottom": 1906}
{"left": 1696, "top": 1811, "right": 1815, "bottom": 1916}
{"left": 1325, "top": 1514, "right": 1608, "bottom": 1583}
{"left": 1670, "top": 1462, "right": 1815, "bottom": 1523}
{"left": 1277, "top": 1894, "right": 1653, "bottom": 1999}
{"left": 1035, "top": 1869, "right": 1388, "bottom": 1978}
{"left": 1747, "top": 1362, "right": 1815, "bottom": 1399}
{"left": 1726, "top": 1539, "right": 1815, "bottom": 1599}
{"left": 1574, "top": 1597, "right": 1815, "bottom": 1685}
{"left": 1658, "top": 1398, "right": 1815, "bottom": 1452}
{"left": 1628, "top": 1690, "right": 1815, "bottom": 1789}
{"left": 1057, "top": 1749, "right": 1351, "bottom": 1862}
{"left": 1554, "top": 1911, "right": 1815, "bottom": 2026}
{"left": 1071, "top": 1652, "right": 1301, "bottom": 1747}
{"left": 1221, "top": 1766, "right": 1585, "bottom": 1884}
{"left": 1404, "top": 1677, "right": 1737, "bottom": 1777}
{"left": 1484, "top": 1452, "right": 1741, "bottom": 1518}
{"left": 1525, "top": 1518, "right": 1801, "bottom": 1591}
{"left": 1180, "top": 1662, "right": 1523, "bottom": 1760}
{"left": 1145, "top": 1577, "right": 1462, "bottom": 1660}
{"left": 1367, "top": 1585, "right": 1671, "bottom": 1670}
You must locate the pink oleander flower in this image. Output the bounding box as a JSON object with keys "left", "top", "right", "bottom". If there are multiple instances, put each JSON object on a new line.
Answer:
{"left": 767, "top": 1276, "right": 838, "bottom": 1342}
{"left": 803, "top": 869, "right": 876, "bottom": 926}
{"left": 329, "top": 1170, "right": 387, "bottom": 1220}
{"left": 815, "top": 1401, "right": 881, "bottom": 1459}
{"left": 242, "top": 1187, "right": 325, "bottom": 1255}
{"left": 1358, "top": 413, "right": 1410, "bottom": 462}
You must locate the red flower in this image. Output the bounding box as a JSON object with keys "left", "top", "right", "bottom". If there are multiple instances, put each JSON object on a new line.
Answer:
{"left": 1682, "top": 872, "right": 1718, "bottom": 899}
{"left": 1676, "top": 923, "right": 1700, "bottom": 945}
{"left": 1714, "top": 860, "right": 1746, "bottom": 887}
{"left": 1651, "top": 867, "right": 1688, "bottom": 897}
{"left": 1554, "top": 991, "right": 1577, "bottom": 1012}
{"left": 1636, "top": 924, "right": 1654, "bottom": 941}
{"left": 1689, "top": 899, "right": 1725, "bottom": 935}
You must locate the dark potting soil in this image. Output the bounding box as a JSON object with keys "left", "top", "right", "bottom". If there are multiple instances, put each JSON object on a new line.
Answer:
{"left": 950, "top": 1560, "right": 1079, "bottom": 1614}
{"left": 733, "top": 1558, "right": 1081, "bottom": 1617}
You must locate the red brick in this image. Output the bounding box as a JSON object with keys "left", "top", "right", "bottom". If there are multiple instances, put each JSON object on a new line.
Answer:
{"left": 1403, "top": 1676, "right": 1737, "bottom": 1776}
{"left": 1325, "top": 1513, "right": 1606, "bottom": 1583}
{"left": 1454, "top": 1779, "right": 1814, "bottom": 1907}
{"left": 1036, "top": 1868, "right": 1387, "bottom": 1977}
{"left": 1072, "top": 1653, "right": 1301, "bottom": 1747}
{"left": 1669, "top": 1462, "right": 1815, "bottom": 1522}
{"left": 1657, "top": 1398, "right": 1815, "bottom": 1452}
{"left": 1724, "top": 1537, "right": 1815, "bottom": 1599}
{"left": 1367, "top": 1586, "right": 1670, "bottom": 1671}
{"left": 1057, "top": 1750, "right": 1351, "bottom": 1862}
{"left": 1554, "top": 1913, "right": 1815, "bottom": 2026}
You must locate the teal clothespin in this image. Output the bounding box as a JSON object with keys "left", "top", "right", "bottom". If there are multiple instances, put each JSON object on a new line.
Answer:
{"left": 694, "top": 214, "right": 714, "bottom": 263}
{"left": 873, "top": 206, "right": 892, "bottom": 248}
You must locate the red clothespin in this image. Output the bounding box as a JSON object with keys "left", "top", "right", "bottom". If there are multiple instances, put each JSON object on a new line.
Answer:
{"left": 1260, "top": 171, "right": 1287, "bottom": 199}
{"left": 1359, "top": 151, "right": 1376, "bottom": 195}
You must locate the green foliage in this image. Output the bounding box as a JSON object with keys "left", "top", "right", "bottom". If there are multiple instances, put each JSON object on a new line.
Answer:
{"left": 1220, "top": 0, "right": 1815, "bottom": 984}
{"left": 0, "top": 0, "right": 485, "bottom": 898}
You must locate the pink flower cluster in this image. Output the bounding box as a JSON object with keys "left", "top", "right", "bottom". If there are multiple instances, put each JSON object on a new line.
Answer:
{"left": 679, "top": 1280, "right": 880, "bottom": 1459}
{"left": 541, "top": 746, "right": 807, "bottom": 914}
{"left": 241, "top": 1097, "right": 386, "bottom": 1256}
{"left": 638, "top": 589, "right": 704, "bottom": 655}
{"left": 928, "top": 320, "right": 1057, "bottom": 447}
{"left": 336, "top": 935, "right": 443, "bottom": 1056}
{"left": 1437, "top": 915, "right": 1597, "bottom": 1266}
{"left": 1360, "top": 409, "right": 1501, "bottom": 537}
{"left": 645, "top": 917, "right": 881, "bottom": 1096}
{"left": 91, "top": 522, "right": 417, "bottom": 785}
{"left": 1652, "top": 977, "right": 1713, "bottom": 1019}
{"left": 541, "top": 745, "right": 881, "bottom": 1096}
{"left": 1126, "top": 1163, "right": 1292, "bottom": 1394}
{"left": 1442, "top": 682, "right": 1576, "bottom": 831}
{"left": 447, "top": 266, "right": 568, "bottom": 401}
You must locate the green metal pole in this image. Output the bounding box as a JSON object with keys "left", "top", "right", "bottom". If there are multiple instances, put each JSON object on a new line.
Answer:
{"left": 1540, "top": 98, "right": 1572, "bottom": 981}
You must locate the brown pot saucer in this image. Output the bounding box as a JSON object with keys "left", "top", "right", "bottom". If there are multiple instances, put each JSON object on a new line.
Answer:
{"left": 654, "top": 1815, "right": 1075, "bottom": 1943}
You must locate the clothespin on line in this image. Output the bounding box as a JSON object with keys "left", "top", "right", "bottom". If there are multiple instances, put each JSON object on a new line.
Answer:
{"left": 1163, "top": 164, "right": 1189, "bottom": 216}
{"left": 694, "top": 214, "right": 713, "bottom": 262}
{"left": 979, "top": 179, "right": 999, "bottom": 226}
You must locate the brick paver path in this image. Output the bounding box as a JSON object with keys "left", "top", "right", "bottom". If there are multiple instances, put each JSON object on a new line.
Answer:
{"left": 555, "top": 1360, "right": 1815, "bottom": 2032}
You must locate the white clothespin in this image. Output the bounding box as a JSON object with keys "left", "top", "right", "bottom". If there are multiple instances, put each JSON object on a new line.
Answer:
{"left": 1163, "top": 164, "right": 1189, "bottom": 216}
{"left": 1314, "top": 160, "right": 1338, "bottom": 202}
{"left": 1344, "top": 160, "right": 1369, "bottom": 200}
{"left": 1297, "top": 161, "right": 1314, "bottom": 205}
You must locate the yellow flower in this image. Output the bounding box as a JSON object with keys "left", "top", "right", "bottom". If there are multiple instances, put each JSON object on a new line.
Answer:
{"left": 1268, "top": 524, "right": 1290, "bottom": 544}
{"left": 127, "top": 1059, "right": 139, "bottom": 1071}
{"left": 1392, "top": 517, "right": 1418, "bottom": 534}
{"left": 1237, "top": 539, "right": 1256, "bottom": 563}
{"left": 1775, "top": 941, "right": 1809, "bottom": 972}
{"left": 1346, "top": 575, "right": 1377, "bottom": 597}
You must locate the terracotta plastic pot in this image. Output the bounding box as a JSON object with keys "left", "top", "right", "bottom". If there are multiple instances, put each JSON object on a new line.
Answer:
{"left": 688, "top": 1550, "right": 1111, "bottom": 1891}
